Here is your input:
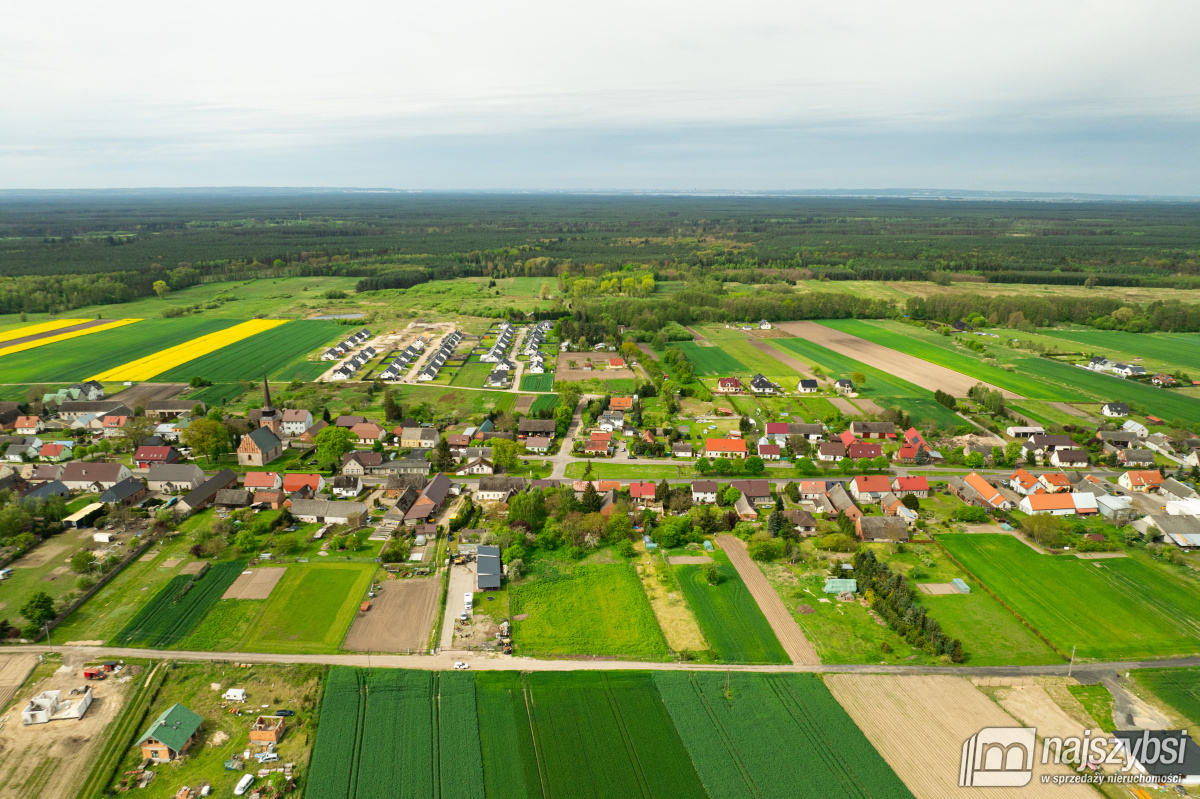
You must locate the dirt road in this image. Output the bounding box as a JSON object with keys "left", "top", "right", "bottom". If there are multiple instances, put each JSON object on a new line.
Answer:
{"left": 716, "top": 535, "right": 820, "bottom": 665}
{"left": 776, "top": 321, "right": 1022, "bottom": 399}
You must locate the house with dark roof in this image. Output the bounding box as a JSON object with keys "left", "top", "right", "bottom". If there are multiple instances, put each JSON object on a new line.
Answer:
{"left": 147, "top": 463, "right": 205, "bottom": 493}
{"left": 342, "top": 450, "right": 384, "bottom": 476}
{"left": 477, "top": 545, "right": 502, "bottom": 590}
{"left": 24, "top": 480, "right": 69, "bottom": 503}
{"left": 730, "top": 479, "right": 772, "bottom": 506}
{"left": 477, "top": 476, "right": 527, "bottom": 502}
{"left": 856, "top": 516, "right": 909, "bottom": 542}
{"left": 214, "top": 488, "right": 252, "bottom": 508}
{"left": 289, "top": 499, "right": 368, "bottom": 524}
{"left": 517, "top": 418, "right": 556, "bottom": 437}
{"left": 178, "top": 469, "right": 238, "bottom": 514}
{"left": 749, "top": 373, "right": 778, "bottom": 394}
{"left": 797, "top": 379, "right": 818, "bottom": 393}
{"left": 100, "top": 477, "right": 148, "bottom": 507}
{"left": 60, "top": 462, "right": 132, "bottom": 492}
{"left": 1101, "top": 402, "right": 1130, "bottom": 417}
{"left": 138, "top": 704, "right": 203, "bottom": 762}
{"left": 404, "top": 473, "right": 452, "bottom": 525}
{"left": 133, "top": 446, "right": 180, "bottom": 469}
{"left": 237, "top": 426, "right": 283, "bottom": 467}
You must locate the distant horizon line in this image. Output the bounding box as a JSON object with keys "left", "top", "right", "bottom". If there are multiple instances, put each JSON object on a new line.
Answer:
{"left": 1, "top": 186, "right": 1199, "bottom": 202}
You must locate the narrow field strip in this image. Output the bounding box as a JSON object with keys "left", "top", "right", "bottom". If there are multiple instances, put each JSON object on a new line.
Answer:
{"left": 90, "top": 319, "right": 287, "bottom": 381}
{"left": 0, "top": 318, "right": 141, "bottom": 358}
{"left": 0, "top": 318, "right": 92, "bottom": 346}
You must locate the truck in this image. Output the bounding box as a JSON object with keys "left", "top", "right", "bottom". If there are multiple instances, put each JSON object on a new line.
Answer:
{"left": 464, "top": 592, "right": 473, "bottom": 612}
{"left": 82, "top": 667, "right": 106, "bottom": 680}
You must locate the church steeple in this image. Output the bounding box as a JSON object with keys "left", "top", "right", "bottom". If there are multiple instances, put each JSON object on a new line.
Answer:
{"left": 258, "top": 371, "right": 281, "bottom": 434}
{"left": 262, "top": 371, "right": 275, "bottom": 414}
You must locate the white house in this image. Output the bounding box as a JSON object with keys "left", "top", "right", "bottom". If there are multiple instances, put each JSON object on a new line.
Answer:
{"left": 281, "top": 409, "right": 313, "bottom": 437}
{"left": 1102, "top": 402, "right": 1130, "bottom": 418}
{"left": 691, "top": 480, "right": 718, "bottom": 504}
{"left": 1122, "top": 419, "right": 1149, "bottom": 438}
{"left": 797, "top": 379, "right": 818, "bottom": 393}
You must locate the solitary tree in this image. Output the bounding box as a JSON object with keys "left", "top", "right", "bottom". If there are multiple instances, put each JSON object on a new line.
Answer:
{"left": 850, "top": 371, "right": 866, "bottom": 389}
{"left": 183, "top": 418, "right": 230, "bottom": 464}
{"left": 315, "top": 425, "right": 357, "bottom": 466}
{"left": 153, "top": 280, "right": 170, "bottom": 298}
{"left": 21, "top": 592, "right": 56, "bottom": 629}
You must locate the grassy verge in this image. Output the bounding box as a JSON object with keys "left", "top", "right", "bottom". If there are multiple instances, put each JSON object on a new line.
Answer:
{"left": 76, "top": 661, "right": 167, "bottom": 799}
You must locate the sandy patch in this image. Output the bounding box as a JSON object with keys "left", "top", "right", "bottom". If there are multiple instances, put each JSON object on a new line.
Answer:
{"left": 179, "top": 561, "right": 208, "bottom": 574}
{"left": 1049, "top": 401, "right": 1090, "bottom": 418}
{"left": 827, "top": 675, "right": 1095, "bottom": 799}
{"left": 636, "top": 343, "right": 659, "bottom": 361}
{"left": 107, "top": 382, "right": 189, "bottom": 407}
{"left": 828, "top": 397, "right": 862, "bottom": 416}
{"left": 635, "top": 552, "right": 706, "bottom": 652}
{"left": 343, "top": 578, "right": 439, "bottom": 652}
{"left": 995, "top": 683, "right": 1087, "bottom": 741}
{"left": 917, "top": 583, "right": 959, "bottom": 595}
{"left": 0, "top": 662, "right": 135, "bottom": 799}
{"left": 667, "top": 555, "right": 712, "bottom": 565}
{"left": 514, "top": 395, "right": 535, "bottom": 414}
{"left": 222, "top": 566, "right": 287, "bottom": 600}
{"left": 854, "top": 398, "right": 886, "bottom": 414}
{"left": 776, "top": 320, "right": 1023, "bottom": 399}
{"left": 138, "top": 553, "right": 158, "bottom": 562}
{"left": 1075, "top": 552, "right": 1127, "bottom": 560}
{"left": 61, "top": 640, "right": 105, "bottom": 647}
{"left": 0, "top": 655, "right": 38, "bottom": 711}
{"left": 41, "top": 566, "right": 69, "bottom": 582}
{"left": 10, "top": 540, "right": 70, "bottom": 569}
{"left": 160, "top": 558, "right": 182, "bottom": 568}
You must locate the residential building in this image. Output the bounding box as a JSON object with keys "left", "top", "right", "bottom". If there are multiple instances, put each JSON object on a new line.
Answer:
{"left": 826, "top": 483, "right": 861, "bottom": 520}
{"left": 629, "top": 481, "right": 657, "bottom": 504}
{"left": 14, "top": 416, "right": 41, "bottom": 435}
{"left": 672, "top": 442, "right": 693, "bottom": 458}
{"left": 60, "top": 462, "right": 133, "bottom": 492}
{"left": 1038, "top": 472, "right": 1072, "bottom": 493}
{"left": 281, "top": 409, "right": 314, "bottom": 436}
{"left": 849, "top": 475, "right": 891, "bottom": 502}
{"left": 716, "top": 377, "right": 742, "bottom": 394}
{"left": 691, "top": 480, "right": 718, "bottom": 504}
{"left": 133, "top": 446, "right": 180, "bottom": 469}
{"left": 799, "top": 480, "right": 827, "bottom": 500}
{"left": 351, "top": 422, "right": 387, "bottom": 445}
{"left": 1122, "top": 419, "right": 1150, "bottom": 438}
{"left": 138, "top": 704, "right": 203, "bottom": 763}
{"left": 57, "top": 401, "right": 131, "bottom": 421}
{"left": 178, "top": 469, "right": 238, "bottom": 514}
{"left": 847, "top": 441, "right": 883, "bottom": 459}
{"left": 1018, "top": 493, "right": 1098, "bottom": 516}
{"left": 734, "top": 494, "right": 757, "bottom": 520}
{"left": 404, "top": 473, "right": 452, "bottom": 525}
{"left": 704, "top": 438, "right": 747, "bottom": 459}
{"left": 1118, "top": 470, "right": 1164, "bottom": 492}
{"left": 476, "top": 475, "right": 527, "bottom": 502}
{"left": 524, "top": 436, "right": 551, "bottom": 453}
{"left": 39, "top": 442, "right": 72, "bottom": 462}
{"left": 457, "top": 457, "right": 495, "bottom": 476}
{"left": 1101, "top": 402, "right": 1130, "bottom": 418}
{"left": 609, "top": 397, "right": 634, "bottom": 412}
{"left": 100, "top": 477, "right": 147, "bottom": 506}
{"left": 785, "top": 509, "right": 817, "bottom": 534}
{"left": 834, "top": 379, "right": 854, "bottom": 395}
{"left": 749, "top": 373, "right": 778, "bottom": 394}
{"left": 731, "top": 479, "right": 772, "bottom": 506}
{"left": 518, "top": 418, "right": 556, "bottom": 437}
{"left": 817, "top": 442, "right": 846, "bottom": 462}
{"left": 1023, "top": 434, "right": 1076, "bottom": 457}
{"left": 1118, "top": 449, "right": 1155, "bottom": 467}
{"left": 243, "top": 471, "right": 283, "bottom": 491}
{"left": 282, "top": 473, "right": 326, "bottom": 494}
{"left": 290, "top": 499, "right": 368, "bottom": 524}
{"left": 891, "top": 476, "right": 929, "bottom": 497}
{"left": 796, "top": 379, "right": 818, "bottom": 393}
{"left": 758, "top": 443, "right": 781, "bottom": 460}
{"left": 342, "top": 450, "right": 384, "bottom": 476}
{"left": 848, "top": 421, "right": 896, "bottom": 439}
{"left": 331, "top": 474, "right": 363, "bottom": 498}
{"left": 1161, "top": 478, "right": 1199, "bottom": 502}
{"left": 1049, "top": 449, "right": 1088, "bottom": 468}
{"left": 147, "top": 464, "right": 205, "bottom": 493}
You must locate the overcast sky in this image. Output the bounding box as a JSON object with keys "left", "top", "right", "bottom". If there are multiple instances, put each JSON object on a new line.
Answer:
{"left": 3, "top": 0, "right": 1199, "bottom": 193}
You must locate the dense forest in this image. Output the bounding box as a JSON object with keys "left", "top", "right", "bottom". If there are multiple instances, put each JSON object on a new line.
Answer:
{"left": 1, "top": 191, "right": 1198, "bottom": 329}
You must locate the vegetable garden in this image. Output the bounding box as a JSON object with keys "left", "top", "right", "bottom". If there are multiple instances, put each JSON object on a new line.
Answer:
{"left": 110, "top": 560, "right": 246, "bottom": 647}
{"left": 519, "top": 373, "right": 555, "bottom": 392}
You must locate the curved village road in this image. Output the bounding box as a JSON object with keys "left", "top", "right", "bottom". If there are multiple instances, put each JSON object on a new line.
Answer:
{"left": 7, "top": 645, "right": 1200, "bottom": 679}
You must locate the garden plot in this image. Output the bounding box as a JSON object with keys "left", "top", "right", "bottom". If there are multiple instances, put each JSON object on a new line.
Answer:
{"left": 777, "top": 320, "right": 1021, "bottom": 398}
{"left": 221, "top": 566, "right": 286, "bottom": 599}
{"left": 827, "top": 675, "right": 1095, "bottom": 799}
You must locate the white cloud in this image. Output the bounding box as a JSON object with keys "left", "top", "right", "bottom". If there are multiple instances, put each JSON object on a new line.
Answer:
{"left": 2, "top": 0, "right": 1198, "bottom": 189}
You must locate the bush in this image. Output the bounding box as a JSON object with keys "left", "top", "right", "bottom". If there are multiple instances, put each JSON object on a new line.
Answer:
{"left": 817, "top": 533, "right": 858, "bottom": 552}
{"left": 953, "top": 506, "right": 990, "bottom": 523}
{"left": 616, "top": 539, "right": 636, "bottom": 559}
{"left": 747, "top": 534, "right": 782, "bottom": 561}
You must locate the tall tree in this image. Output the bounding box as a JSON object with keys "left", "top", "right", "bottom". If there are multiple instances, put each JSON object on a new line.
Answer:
{"left": 581, "top": 481, "right": 601, "bottom": 514}
{"left": 182, "top": 418, "right": 230, "bottom": 464}
{"left": 316, "top": 425, "right": 357, "bottom": 466}
{"left": 433, "top": 436, "right": 454, "bottom": 473}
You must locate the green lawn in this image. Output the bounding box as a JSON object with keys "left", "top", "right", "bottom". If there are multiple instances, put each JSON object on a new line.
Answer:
{"left": 1067, "top": 683, "right": 1117, "bottom": 730}
{"left": 239, "top": 562, "right": 376, "bottom": 653}
{"left": 940, "top": 534, "right": 1200, "bottom": 659}
{"left": 564, "top": 462, "right": 695, "bottom": 479}
{"left": 675, "top": 553, "right": 789, "bottom": 664}
{"left": 1008, "top": 400, "right": 1091, "bottom": 428}
{"left": 0, "top": 527, "right": 103, "bottom": 628}
{"left": 1012, "top": 357, "right": 1200, "bottom": 423}
{"left": 1130, "top": 667, "right": 1200, "bottom": 726}
{"left": 1038, "top": 329, "right": 1200, "bottom": 372}
{"left": 451, "top": 360, "right": 496, "bottom": 387}
{"left": 155, "top": 320, "right": 343, "bottom": 382}
{"left": 0, "top": 317, "right": 238, "bottom": 383}
{"left": 510, "top": 564, "right": 670, "bottom": 659}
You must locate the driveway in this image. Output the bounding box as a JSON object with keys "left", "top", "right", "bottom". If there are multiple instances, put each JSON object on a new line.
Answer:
{"left": 440, "top": 560, "right": 477, "bottom": 650}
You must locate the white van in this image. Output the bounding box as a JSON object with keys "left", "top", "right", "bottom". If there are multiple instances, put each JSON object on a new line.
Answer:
{"left": 256, "top": 752, "right": 279, "bottom": 764}
{"left": 234, "top": 774, "right": 254, "bottom": 796}
{"left": 464, "top": 592, "right": 473, "bottom": 611}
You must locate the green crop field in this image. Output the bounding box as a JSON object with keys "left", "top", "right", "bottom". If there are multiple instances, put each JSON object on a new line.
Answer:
{"left": 1038, "top": 329, "right": 1200, "bottom": 369}
{"left": 0, "top": 317, "right": 236, "bottom": 383}
{"left": 676, "top": 342, "right": 747, "bottom": 375}
{"left": 675, "top": 555, "right": 789, "bottom": 664}
{"left": 174, "top": 599, "right": 266, "bottom": 650}
{"left": 522, "top": 672, "right": 708, "bottom": 799}
{"left": 111, "top": 561, "right": 246, "bottom": 647}
{"left": 1008, "top": 400, "right": 1090, "bottom": 428}
{"left": 774, "top": 337, "right": 924, "bottom": 398}
{"left": 239, "top": 563, "right": 375, "bottom": 653}
{"left": 519, "top": 373, "right": 555, "bottom": 391}
{"left": 895, "top": 397, "right": 963, "bottom": 428}
{"left": 155, "top": 320, "right": 342, "bottom": 382}
{"left": 1131, "top": 667, "right": 1200, "bottom": 725}
{"left": 1013, "top": 357, "right": 1200, "bottom": 423}
{"left": 528, "top": 393, "right": 559, "bottom": 414}
{"left": 476, "top": 672, "right": 544, "bottom": 799}
{"left": 818, "top": 319, "right": 1081, "bottom": 399}
{"left": 654, "top": 672, "right": 913, "bottom": 798}
{"left": 510, "top": 564, "right": 670, "bottom": 659}
{"left": 940, "top": 534, "right": 1200, "bottom": 659}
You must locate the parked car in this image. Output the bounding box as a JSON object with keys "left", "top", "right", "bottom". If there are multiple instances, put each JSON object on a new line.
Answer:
{"left": 256, "top": 752, "right": 279, "bottom": 764}
{"left": 453, "top": 662, "right": 470, "bottom": 670}
{"left": 274, "top": 709, "right": 295, "bottom": 717}
{"left": 234, "top": 774, "right": 255, "bottom": 796}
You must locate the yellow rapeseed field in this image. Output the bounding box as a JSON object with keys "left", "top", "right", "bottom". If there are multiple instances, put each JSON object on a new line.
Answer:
{"left": 90, "top": 319, "right": 288, "bottom": 381}
{"left": 0, "top": 319, "right": 142, "bottom": 358}
{"left": 0, "top": 318, "right": 91, "bottom": 345}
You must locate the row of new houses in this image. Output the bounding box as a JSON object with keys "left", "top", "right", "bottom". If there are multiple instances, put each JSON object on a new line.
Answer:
{"left": 321, "top": 328, "right": 372, "bottom": 360}
{"left": 417, "top": 330, "right": 463, "bottom": 381}
{"left": 328, "top": 346, "right": 377, "bottom": 381}
{"left": 379, "top": 339, "right": 426, "bottom": 380}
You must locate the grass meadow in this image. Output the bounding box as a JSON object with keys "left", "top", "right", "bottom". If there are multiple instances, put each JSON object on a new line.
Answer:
{"left": 239, "top": 562, "right": 375, "bottom": 654}
{"left": 519, "top": 372, "right": 555, "bottom": 392}
{"left": 939, "top": 534, "right": 1200, "bottom": 660}
{"left": 510, "top": 564, "right": 670, "bottom": 659}
{"left": 450, "top": 360, "right": 495, "bottom": 387}
{"left": 676, "top": 342, "right": 747, "bottom": 375}
{"left": 675, "top": 554, "right": 789, "bottom": 664}
{"left": 1037, "top": 328, "right": 1200, "bottom": 371}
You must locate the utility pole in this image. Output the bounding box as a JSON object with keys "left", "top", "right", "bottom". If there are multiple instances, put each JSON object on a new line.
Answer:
{"left": 1067, "top": 644, "right": 1076, "bottom": 677}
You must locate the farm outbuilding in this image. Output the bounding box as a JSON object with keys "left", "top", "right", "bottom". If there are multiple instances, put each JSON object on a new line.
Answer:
{"left": 249, "top": 715, "right": 285, "bottom": 745}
